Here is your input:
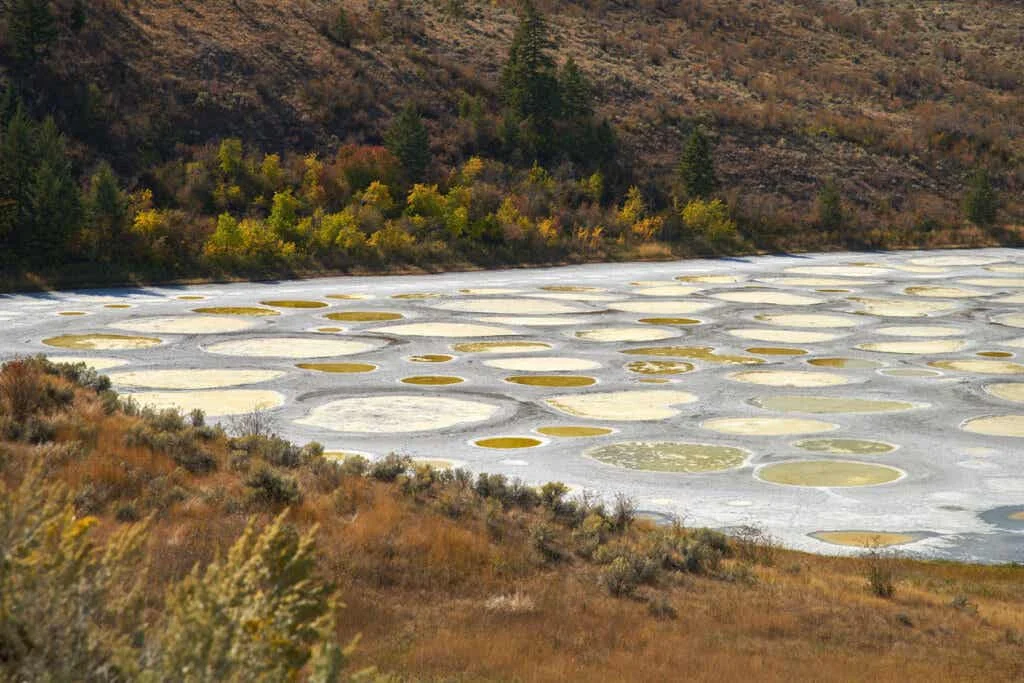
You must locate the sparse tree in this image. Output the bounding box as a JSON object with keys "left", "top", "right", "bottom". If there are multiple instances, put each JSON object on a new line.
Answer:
{"left": 558, "top": 57, "right": 592, "bottom": 120}
{"left": 817, "top": 178, "right": 844, "bottom": 231}
{"left": 385, "top": 104, "right": 430, "bottom": 182}
{"left": 86, "top": 161, "right": 128, "bottom": 258}
{"left": 500, "top": 1, "right": 560, "bottom": 128}
{"left": 964, "top": 168, "right": 998, "bottom": 228}
{"left": 7, "top": 0, "right": 58, "bottom": 66}
{"left": 678, "top": 127, "right": 717, "bottom": 199}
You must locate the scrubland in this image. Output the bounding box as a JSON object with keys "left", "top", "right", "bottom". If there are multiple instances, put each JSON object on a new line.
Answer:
{"left": 1, "top": 356, "right": 1022, "bottom": 681}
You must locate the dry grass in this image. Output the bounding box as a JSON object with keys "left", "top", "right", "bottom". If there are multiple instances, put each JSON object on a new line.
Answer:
{"left": 1, "top": 357, "right": 1022, "bottom": 681}
{"left": 24, "top": 0, "right": 1021, "bottom": 237}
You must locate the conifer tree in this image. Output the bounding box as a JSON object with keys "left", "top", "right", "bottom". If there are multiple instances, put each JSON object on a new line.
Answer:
{"left": 678, "top": 128, "right": 717, "bottom": 199}
{"left": 26, "top": 118, "right": 80, "bottom": 263}
{"left": 86, "top": 161, "right": 127, "bottom": 259}
{"left": 385, "top": 104, "right": 430, "bottom": 182}
{"left": 7, "top": 0, "right": 58, "bottom": 66}
{"left": 558, "top": 57, "right": 592, "bottom": 121}
{"left": 964, "top": 168, "right": 998, "bottom": 228}
{"left": 817, "top": 178, "right": 844, "bottom": 231}
{"left": 500, "top": 1, "right": 559, "bottom": 127}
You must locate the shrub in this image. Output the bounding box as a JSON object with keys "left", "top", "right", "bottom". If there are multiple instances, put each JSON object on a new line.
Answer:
{"left": 369, "top": 453, "right": 412, "bottom": 482}
{"left": 139, "top": 513, "right": 348, "bottom": 680}
{"left": 964, "top": 168, "right": 998, "bottom": 228}
{"left": 0, "top": 358, "right": 46, "bottom": 419}
{"left": 600, "top": 555, "right": 645, "bottom": 597}
{"left": 647, "top": 595, "right": 678, "bottom": 620}
{"left": 681, "top": 198, "right": 737, "bottom": 247}
{"left": 529, "top": 521, "right": 561, "bottom": 562}
{"left": 817, "top": 179, "right": 844, "bottom": 231}
{"left": 228, "top": 405, "right": 277, "bottom": 438}
{"left": 246, "top": 467, "right": 301, "bottom": 507}
{"left": 864, "top": 548, "right": 898, "bottom": 598}
{"left": 0, "top": 469, "right": 148, "bottom": 680}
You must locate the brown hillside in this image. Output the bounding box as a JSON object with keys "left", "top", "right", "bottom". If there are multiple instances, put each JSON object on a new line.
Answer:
{"left": 1, "top": 357, "right": 1023, "bottom": 681}
{"left": 22, "top": 0, "right": 1024, "bottom": 225}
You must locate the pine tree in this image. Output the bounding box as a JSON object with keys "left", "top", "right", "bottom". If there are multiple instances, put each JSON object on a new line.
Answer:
{"left": 558, "top": 57, "right": 592, "bottom": 120}
{"left": 678, "top": 128, "right": 717, "bottom": 199}
{"left": 0, "top": 106, "right": 38, "bottom": 253}
{"left": 817, "top": 179, "right": 844, "bottom": 231}
{"left": 86, "top": 161, "right": 127, "bottom": 259}
{"left": 964, "top": 168, "right": 998, "bottom": 228}
{"left": 385, "top": 104, "right": 430, "bottom": 182}
{"left": 500, "top": 1, "right": 559, "bottom": 126}
{"left": 24, "top": 118, "right": 81, "bottom": 263}
{"left": 7, "top": 0, "right": 58, "bottom": 66}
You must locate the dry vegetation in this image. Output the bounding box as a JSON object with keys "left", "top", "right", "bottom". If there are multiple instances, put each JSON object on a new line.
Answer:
{"left": 1, "top": 357, "right": 1022, "bottom": 681}
{"left": 1, "top": 1, "right": 1021, "bottom": 290}
{"left": 27, "top": 0, "right": 1022, "bottom": 222}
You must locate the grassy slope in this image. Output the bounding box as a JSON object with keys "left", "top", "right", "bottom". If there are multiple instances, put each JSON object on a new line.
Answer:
{"left": 1, "top": 360, "right": 1022, "bottom": 681}
{"left": 31, "top": 0, "right": 1022, "bottom": 223}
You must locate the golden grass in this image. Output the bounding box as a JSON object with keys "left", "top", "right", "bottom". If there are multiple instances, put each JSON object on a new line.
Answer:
{"left": 3, "top": 361, "right": 1024, "bottom": 681}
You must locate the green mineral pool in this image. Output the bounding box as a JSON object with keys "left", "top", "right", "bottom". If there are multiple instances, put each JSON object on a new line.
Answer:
{"left": 296, "top": 363, "right": 377, "bottom": 374}
{"left": 746, "top": 347, "right": 808, "bottom": 356}
{"left": 408, "top": 354, "right": 455, "bottom": 363}
{"left": 505, "top": 375, "right": 596, "bottom": 387}
{"left": 638, "top": 317, "right": 702, "bottom": 326}
{"left": 43, "top": 333, "right": 163, "bottom": 350}
{"left": 794, "top": 439, "right": 896, "bottom": 455}
{"left": 325, "top": 311, "right": 405, "bottom": 322}
{"left": 807, "top": 358, "right": 884, "bottom": 370}
{"left": 474, "top": 437, "right": 544, "bottom": 449}
{"left": 757, "top": 460, "right": 904, "bottom": 487}
{"left": 401, "top": 375, "right": 465, "bottom": 386}
{"left": 260, "top": 300, "right": 329, "bottom": 308}
{"left": 586, "top": 441, "right": 749, "bottom": 473}
{"left": 193, "top": 307, "right": 280, "bottom": 316}
{"left": 625, "top": 360, "right": 695, "bottom": 375}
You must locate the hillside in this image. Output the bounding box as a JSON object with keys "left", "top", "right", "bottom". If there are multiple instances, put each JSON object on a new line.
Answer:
{"left": 0, "top": 1, "right": 1021, "bottom": 286}
{"left": 1, "top": 356, "right": 1023, "bottom": 681}
{"left": 23, "top": 1, "right": 1024, "bottom": 205}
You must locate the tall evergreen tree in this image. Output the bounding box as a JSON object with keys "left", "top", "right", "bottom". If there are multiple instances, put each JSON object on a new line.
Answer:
{"left": 86, "top": 161, "right": 127, "bottom": 259}
{"left": 0, "top": 105, "right": 38, "bottom": 252}
{"left": 817, "top": 178, "right": 844, "bottom": 231}
{"left": 558, "top": 57, "right": 592, "bottom": 121}
{"left": 7, "top": 0, "right": 58, "bottom": 66}
{"left": 678, "top": 128, "right": 717, "bottom": 199}
{"left": 385, "top": 104, "right": 430, "bottom": 182}
{"left": 964, "top": 168, "right": 998, "bottom": 228}
{"left": 500, "top": 1, "right": 560, "bottom": 127}
{"left": 25, "top": 118, "right": 81, "bottom": 263}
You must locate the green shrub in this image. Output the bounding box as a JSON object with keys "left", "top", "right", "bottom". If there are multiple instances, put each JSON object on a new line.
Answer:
{"left": 137, "top": 513, "right": 350, "bottom": 681}
{"left": 246, "top": 467, "right": 301, "bottom": 507}
{"left": 529, "top": 521, "right": 561, "bottom": 562}
{"left": 681, "top": 198, "right": 738, "bottom": 247}
{"left": 369, "top": 453, "right": 412, "bottom": 482}
{"left": 0, "top": 469, "right": 148, "bottom": 681}
{"left": 601, "top": 556, "right": 639, "bottom": 597}
{"left": 865, "top": 548, "right": 898, "bottom": 598}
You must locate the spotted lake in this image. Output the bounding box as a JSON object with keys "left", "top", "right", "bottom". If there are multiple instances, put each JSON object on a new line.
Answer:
{"left": 3, "top": 249, "right": 1023, "bottom": 562}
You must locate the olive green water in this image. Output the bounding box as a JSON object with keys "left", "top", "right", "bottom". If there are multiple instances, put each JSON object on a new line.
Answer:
{"left": 586, "top": 442, "right": 748, "bottom": 473}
